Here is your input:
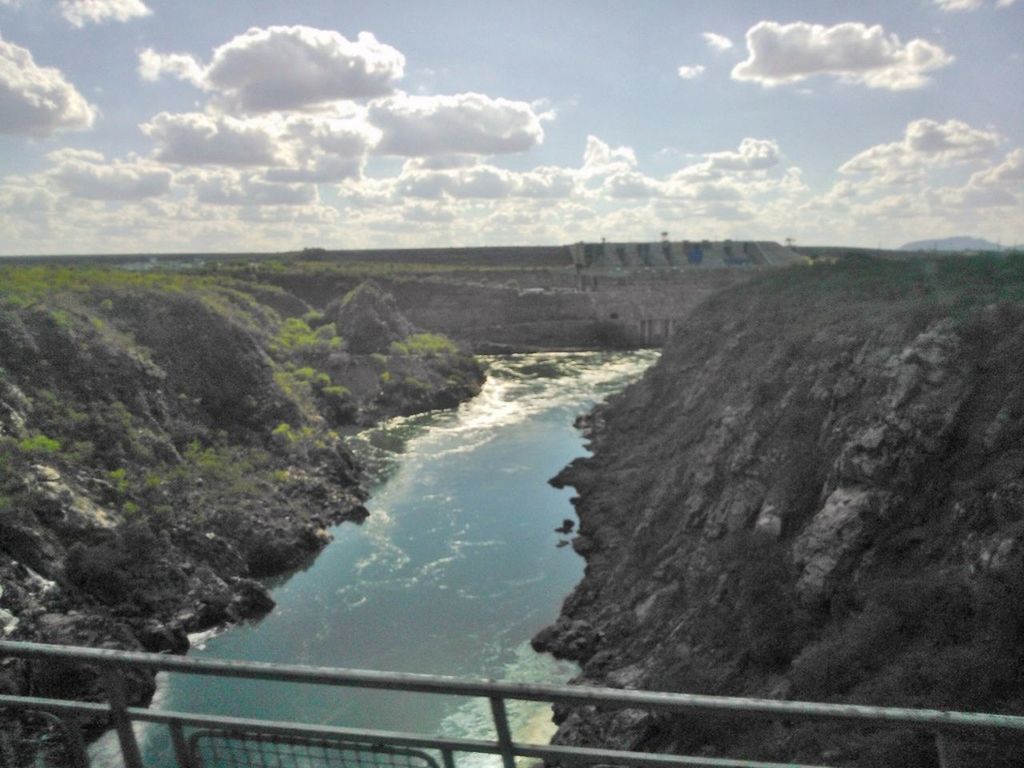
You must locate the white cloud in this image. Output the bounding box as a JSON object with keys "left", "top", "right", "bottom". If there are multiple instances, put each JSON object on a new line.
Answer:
{"left": 603, "top": 170, "right": 662, "bottom": 199}
{"left": 677, "top": 65, "right": 705, "bottom": 80}
{"left": 395, "top": 165, "right": 514, "bottom": 200}
{"left": 705, "top": 137, "right": 781, "bottom": 171}
{"left": 140, "top": 26, "right": 404, "bottom": 112}
{"left": 941, "top": 184, "right": 1017, "bottom": 208}
{"left": 580, "top": 135, "right": 637, "bottom": 177}
{"left": 138, "top": 48, "right": 204, "bottom": 87}
{"left": 670, "top": 137, "right": 782, "bottom": 182}
{"left": 934, "top": 0, "right": 1016, "bottom": 9}
{"left": 516, "top": 166, "right": 576, "bottom": 198}
{"left": 46, "top": 148, "right": 171, "bottom": 200}
{"left": 968, "top": 148, "right": 1024, "bottom": 186}
{"left": 390, "top": 160, "right": 574, "bottom": 202}
{"left": 191, "top": 170, "right": 317, "bottom": 206}
{"left": 369, "top": 92, "right": 544, "bottom": 156}
{"left": 403, "top": 203, "right": 455, "bottom": 224}
{"left": 0, "top": 38, "right": 96, "bottom": 136}
{"left": 703, "top": 32, "right": 734, "bottom": 51}
{"left": 903, "top": 118, "right": 1001, "bottom": 160}
{"left": 283, "top": 114, "right": 379, "bottom": 158}
{"left": 840, "top": 119, "right": 1001, "bottom": 183}
{"left": 59, "top": 0, "right": 150, "bottom": 27}
{"left": 263, "top": 156, "right": 362, "bottom": 183}
{"left": 404, "top": 154, "right": 479, "bottom": 171}
{"left": 732, "top": 21, "right": 953, "bottom": 90}
{"left": 688, "top": 182, "right": 744, "bottom": 202}
{"left": 141, "top": 112, "right": 285, "bottom": 166}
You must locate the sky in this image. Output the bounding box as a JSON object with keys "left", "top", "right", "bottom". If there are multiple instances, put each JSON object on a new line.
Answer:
{"left": 0, "top": 0, "right": 1022, "bottom": 255}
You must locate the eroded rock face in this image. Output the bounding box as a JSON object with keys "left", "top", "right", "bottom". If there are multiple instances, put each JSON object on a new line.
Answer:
{"left": 533, "top": 271, "right": 1024, "bottom": 763}
{"left": 0, "top": 268, "right": 492, "bottom": 759}
{"left": 791, "top": 486, "right": 886, "bottom": 603}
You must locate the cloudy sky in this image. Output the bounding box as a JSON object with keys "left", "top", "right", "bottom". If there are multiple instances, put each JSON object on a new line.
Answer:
{"left": 1, "top": 0, "right": 1022, "bottom": 255}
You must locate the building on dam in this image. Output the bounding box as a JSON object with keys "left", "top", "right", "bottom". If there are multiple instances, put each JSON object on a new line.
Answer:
{"left": 568, "top": 238, "right": 805, "bottom": 272}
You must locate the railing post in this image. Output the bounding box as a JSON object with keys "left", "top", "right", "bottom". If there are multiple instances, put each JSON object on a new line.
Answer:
{"left": 934, "top": 731, "right": 953, "bottom": 768}
{"left": 170, "top": 721, "right": 194, "bottom": 768}
{"left": 441, "top": 748, "right": 456, "bottom": 768}
{"left": 488, "top": 696, "right": 516, "bottom": 768}
{"left": 100, "top": 668, "right": 144, "bottom": 768}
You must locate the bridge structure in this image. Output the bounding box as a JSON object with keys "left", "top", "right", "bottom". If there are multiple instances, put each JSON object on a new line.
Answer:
{"left": 2, "top": 642, "right": 1023, "bottom": 768}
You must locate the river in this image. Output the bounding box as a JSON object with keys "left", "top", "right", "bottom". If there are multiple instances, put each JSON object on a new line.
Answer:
{"left": 91, "top": 350, "right": 657, "bottom": 767}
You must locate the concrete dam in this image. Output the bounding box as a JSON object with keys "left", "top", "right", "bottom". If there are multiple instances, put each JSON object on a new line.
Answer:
{"left": 386, "top": 240, "right": 804, "bottom": 350}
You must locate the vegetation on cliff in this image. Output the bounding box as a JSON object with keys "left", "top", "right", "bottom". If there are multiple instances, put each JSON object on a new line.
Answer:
{"left": 535, "top": 254, "right": 1024, "bottom": 766}
{"left": 0, "top": 263, "right": 482, "bottom": 748}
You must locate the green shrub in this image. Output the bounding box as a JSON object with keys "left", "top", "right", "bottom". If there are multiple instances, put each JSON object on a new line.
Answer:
{"left": 275, "top": 317, "right": 343, "bottom": 355}
{"left": 292, "top": 367, "right": 331, "bottom": 387}
{"left": 108, "top": 468, "right": 129, "bottom": 495}
{"left": 276, "top": 318, "right": 318, "bottom": 350}
{"left": 49, "top": 309, "right": 73, "bottom": 328}
{"left": 314, "top": 324, "right": 342, "bottom": 348}
{"left": 19, "top": 434, "right": 61, "bottom": 455}
{"left": 320, "top": 384, "right": 350, "bottom": 398}
{"left": 272, "top": 422, "right": 294, "bottom": 438}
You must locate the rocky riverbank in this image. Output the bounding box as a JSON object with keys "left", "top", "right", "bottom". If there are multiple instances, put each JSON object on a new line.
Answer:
{"left": 533, "top": 255, "right": 1024, "bottom": 767}
{"left": 0, "top": 265, "right": 483, "bottom": 744}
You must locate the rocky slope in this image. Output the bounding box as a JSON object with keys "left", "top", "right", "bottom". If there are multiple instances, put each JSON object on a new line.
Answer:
{"left": 533, "top": 255, "right": 1024, "bottom": 767}
{"left": 0, "top": 266, "right": 483, "bottom": 746}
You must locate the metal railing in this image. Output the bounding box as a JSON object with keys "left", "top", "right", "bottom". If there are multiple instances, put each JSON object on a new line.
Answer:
{"left": 1, "top": 640, "right": 1023, "bottom": 768}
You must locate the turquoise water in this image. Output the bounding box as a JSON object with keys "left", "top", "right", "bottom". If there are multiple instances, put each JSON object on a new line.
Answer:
{"left": 91, "top": 351, "right": 657, "bottom": 766}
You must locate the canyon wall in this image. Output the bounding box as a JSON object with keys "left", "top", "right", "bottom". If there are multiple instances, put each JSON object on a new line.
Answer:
{"left": 0, "top": 268, "right": 483, "bottom": 741}
{"left": 534, "top": 255, "right": 1024, "bottom": 767}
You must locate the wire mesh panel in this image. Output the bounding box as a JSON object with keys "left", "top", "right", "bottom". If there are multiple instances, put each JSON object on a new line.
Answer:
{"left": 189, "top": 731, "right": 443, "bottom": 768}
{"left": 0, "top": 709, "right": 88, "bottom": 768}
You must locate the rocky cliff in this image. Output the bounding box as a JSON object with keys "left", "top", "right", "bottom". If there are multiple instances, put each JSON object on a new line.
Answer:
{"left": 534, "top": 255, "right": 1024, "bottom": 767}
{"left": 0, "top": 266, "right": 483, "bottom": 745}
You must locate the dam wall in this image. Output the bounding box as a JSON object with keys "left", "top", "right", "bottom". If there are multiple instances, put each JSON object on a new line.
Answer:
{"left": 257, "top": 267, "right": 751, "bottom": 351}
{"left": 384, "top": 271, "right": 749, "bottom": 350}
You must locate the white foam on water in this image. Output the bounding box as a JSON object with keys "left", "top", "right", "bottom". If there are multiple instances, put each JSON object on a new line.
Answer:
{"left": 89, "top": 351, "right": 655, "bottom": 768}
{"left": 438, "top": 641, "right": 579, "bottom": 768}
{"left": 350, "top": 352, "right": 659, "bottom": 477}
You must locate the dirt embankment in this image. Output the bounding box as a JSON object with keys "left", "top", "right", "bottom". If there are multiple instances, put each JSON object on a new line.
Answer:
{"left": 533, "top": 256, "right": 1024, "bottom": 767}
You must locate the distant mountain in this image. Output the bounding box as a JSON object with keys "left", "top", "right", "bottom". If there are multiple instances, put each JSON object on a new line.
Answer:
{"left": 900, "top": 236, "right": 1003, "bottom": 252}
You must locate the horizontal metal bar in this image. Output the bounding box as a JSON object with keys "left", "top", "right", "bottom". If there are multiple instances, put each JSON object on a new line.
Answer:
{"left": 0, "top": 694, "right": 111, "bottom": 717}
{"left": 2, "top": 641, "right": 1021, "bottom": 733}
{"left": 124, "top": 706, "right": 503, "bottom": 755}
{"left": 3, "top": 696, "right": 830, "bottom": 768}
{"left": 126, "top": 707, "right": 834, "bottom": 768}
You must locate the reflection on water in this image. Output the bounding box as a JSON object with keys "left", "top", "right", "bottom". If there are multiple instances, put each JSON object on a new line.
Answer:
{"left": 90, "top": 351, "right": 657, "bottom": 767}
